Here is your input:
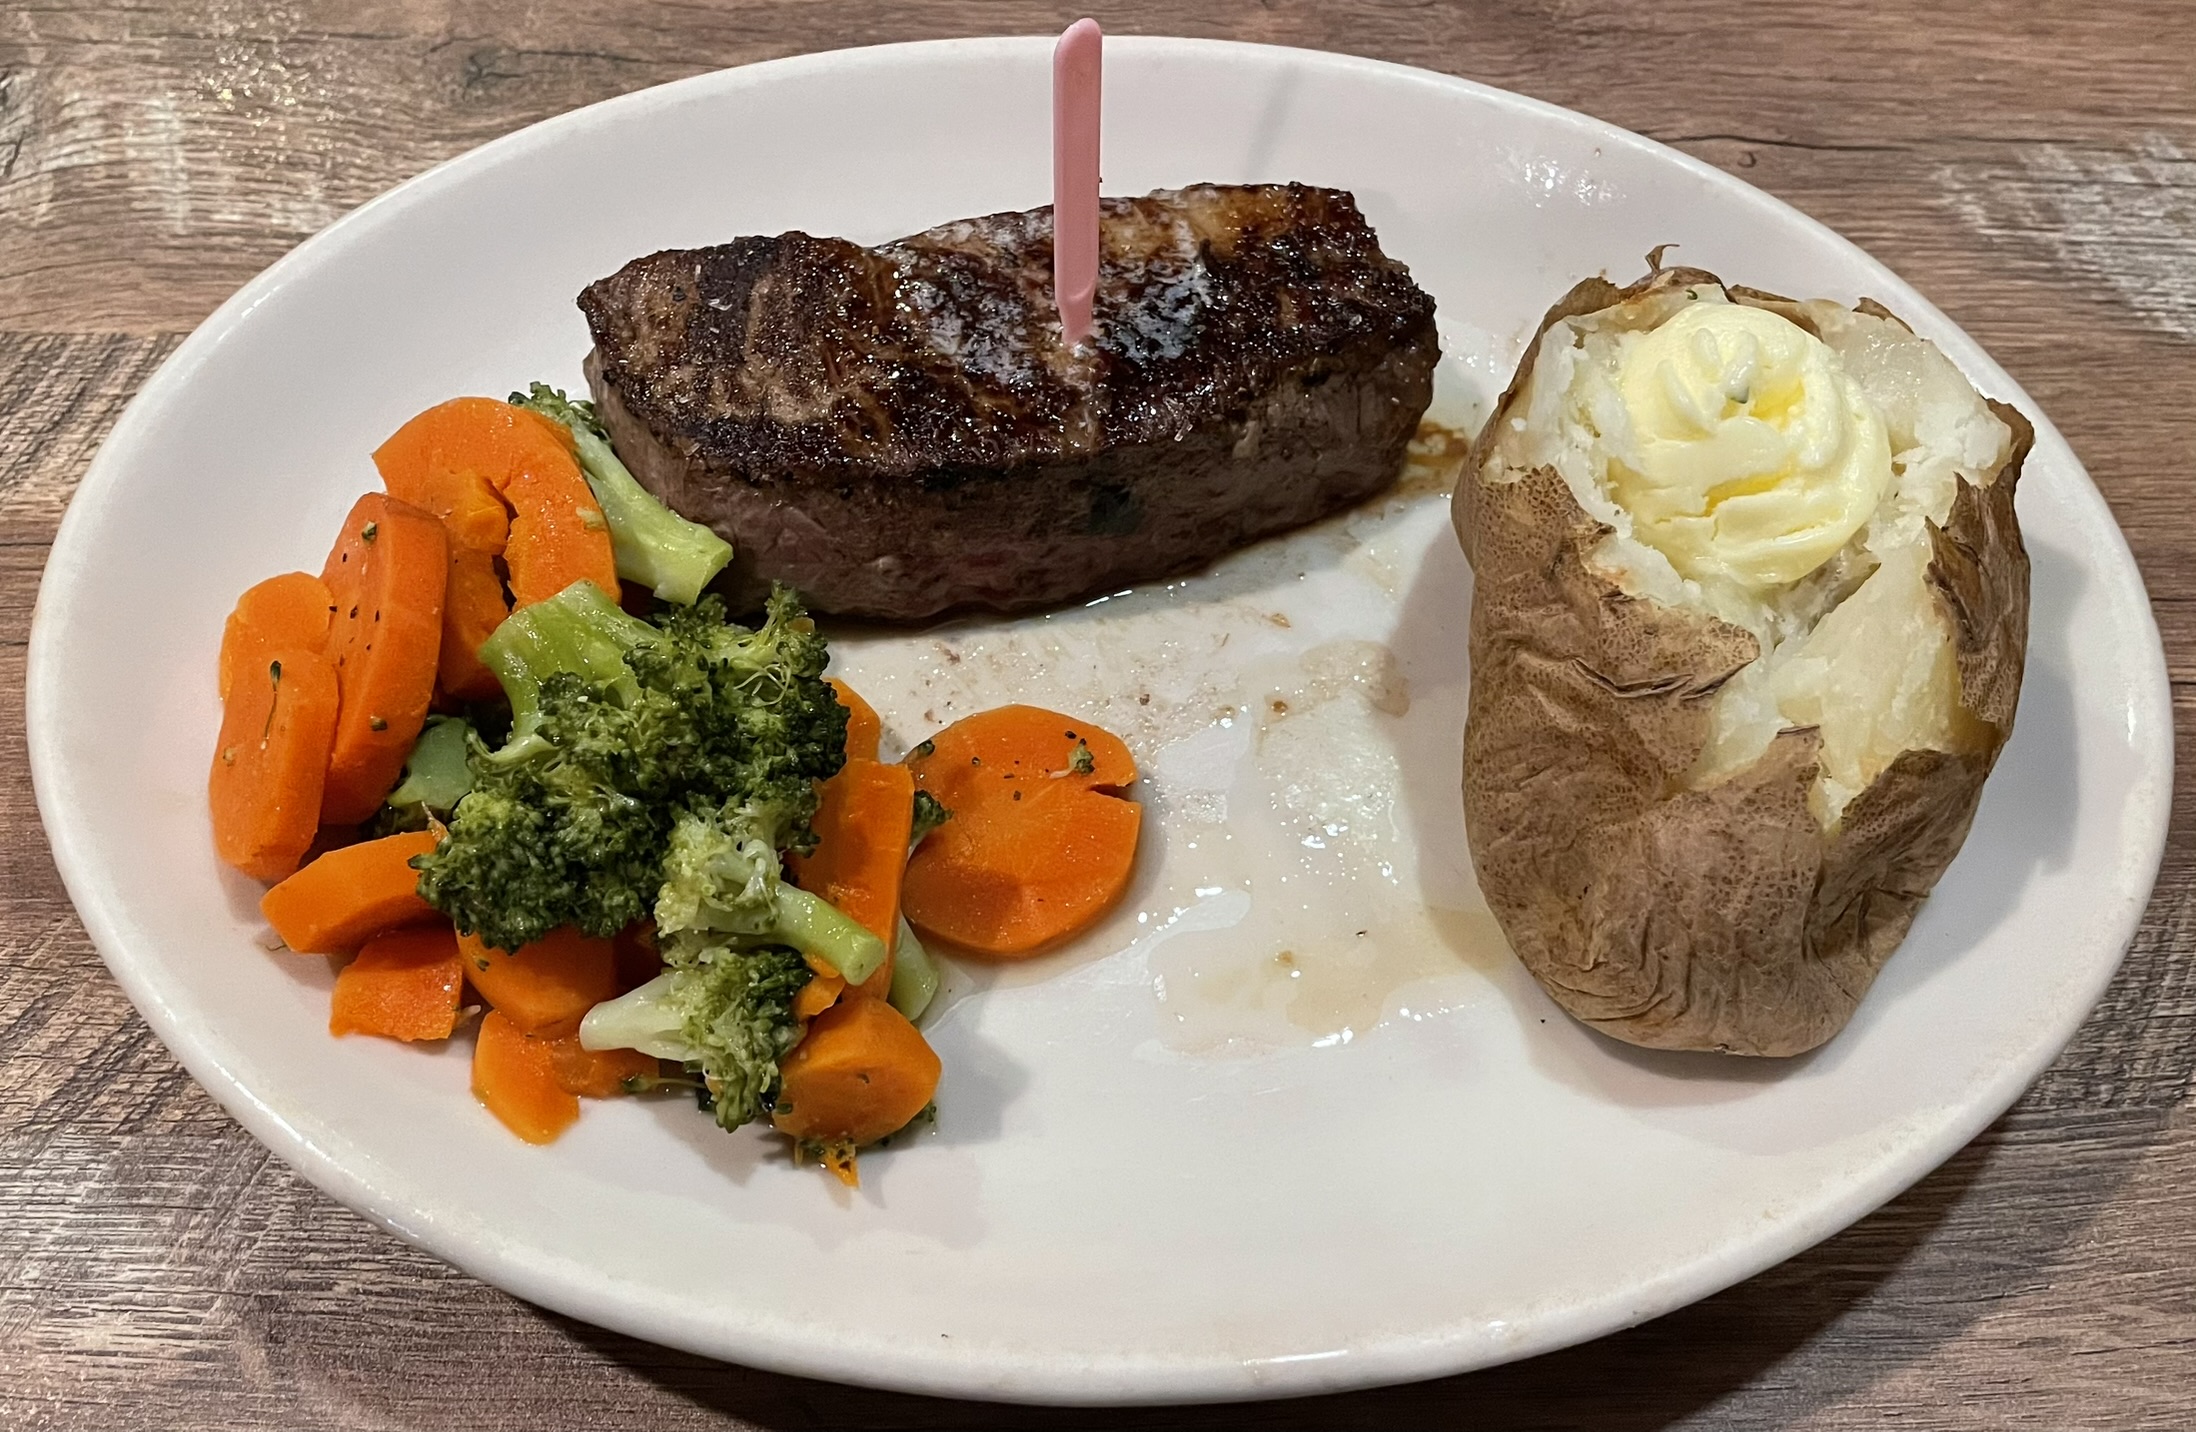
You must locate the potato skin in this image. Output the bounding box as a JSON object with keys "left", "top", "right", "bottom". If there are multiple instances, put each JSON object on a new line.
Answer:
{"left": 1455, "top": 266, "right": 2032, "bottom": 1055}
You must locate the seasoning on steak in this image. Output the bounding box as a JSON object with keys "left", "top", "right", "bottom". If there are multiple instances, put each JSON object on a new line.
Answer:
{"left": 578, "top": 183, "right": 1440, "bottom": 621}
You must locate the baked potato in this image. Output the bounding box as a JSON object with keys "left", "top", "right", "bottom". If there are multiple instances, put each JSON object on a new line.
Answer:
{"left": 1455, "top": 261, "right": 2031, "bottom": 1055}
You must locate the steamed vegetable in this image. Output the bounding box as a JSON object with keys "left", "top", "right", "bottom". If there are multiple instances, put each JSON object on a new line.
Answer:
{"left": 909, "top": 791, "right": 951, "bottom": 850}
{"left": 458, "top": 926, "right": 618, "bottom": 1038}
{"left": 584, "top": 794, "right": 886, "bottom": 1127}
{"left": 318, "top": 494, "right": 450, "bottom": 823}
{"left": 827, "top": 677, "right": 882, "bottom": 761}
{"left": 372, "top": 398, "right": 522, "bottom": 553}
{"left": 512, "top": 384, "right": 733, "bottom": 605}
{"left": 902, "top": 705, "right": 1142, "bottom": 956}
{"left": 218, "top": 572, "right": 335, "bottom": 702}
{"left": 209, "top": 646, "right": 340, "bottom": 883}
{"left": 260, "top": 830, "right": 442, "bottom": 954}
{"left": 543, "top": 1035, "right": 661, "bottom": 1099}
{"left": 438, "top": 548, "right": 513, "bottom": 701}
{"left": 773, "top": 997, "right": 942, "bottom": 1185}
{"left": 372, "top": 404, "right": 519, "bottom": 700}
{"left": 654, "top": 801, "right": 885, "bottom": 985}
{"left": 329, "top": 925, "right": 464, "bottom": 1041}
{"left": 887, "top": 916, "right": 940, "bottom": 1024}
{"left": 789, "top": 758, "right": 915, "bottom": 999}
{"left": 413, "top": 581, "right": 850, "bottom": 954}
{"left": 578, "top": 946, "right": 814, "bottom": 1131}
{"left": 372, "top": 395, "right": 614, "bottom": 609}
{"left": 472, "top": 1009, "right": 579, "bottom": 1143}
{"left": 215, "top": 390, "right": 1059, "bottom": 1174}
{"left": 372, "top": 715, "right": 474, "bottom": 832}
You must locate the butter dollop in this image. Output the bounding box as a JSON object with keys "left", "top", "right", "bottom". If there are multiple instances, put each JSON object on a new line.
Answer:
{"left": 1610, "top": 298, "right": 1892, "bottom": 589}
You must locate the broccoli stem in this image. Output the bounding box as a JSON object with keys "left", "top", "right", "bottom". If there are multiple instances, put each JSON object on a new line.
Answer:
{"left": 383, "top": 715, "right": 474, "bottom": 816}
{"left": 512, "top": 384, "right": 734, "bottom": 605}
{"left": 773, "top": 885, "right": 887, "bottom": 986}
{"left": 887, "top": 915, "right": 940, "bottom": 1023}
{"left": 479, "top": 579, "right": 653, "bottom": 759}
{"left": 577, "top": 970, "right": 693, "bottom": 1061}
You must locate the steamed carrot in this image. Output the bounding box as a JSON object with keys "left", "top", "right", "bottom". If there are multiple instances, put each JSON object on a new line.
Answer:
{"left": 260, "top": 830, "right": 441, "bottom": 954}
{"left": 472, "top": 1009, "right": 578, "bottom": 1144}
{"left": 384, "top": 398, "right": 617, "bottom": 609}
{"left": 501, "top": 453, "right": 618, "bottom": 608}
{"left": 793, "top": 974, "right": 844, "bottom": 1021}
{"left": 543, "top": 1034, "right": 661, "bottom": 1099}
{"left": 329, "top": 924, "right": 464, "bottom": 1041}
{"left": 772, "top": 996, "right": 940, "bottom": 1148}
{"left": 789, "top": 758, "right": 913, "bottom": 1001}
{"left": 372, "top": 406, "right": 515, "bottom": 555}
{"left": 209, "top": 645, "right": 341, "bottom": 882}
{"left": 374, "top": 402, "right": 525, "bottom": 701}
{"left": 219, "top": 572, "right": 335, "bottom": 702}
{"left": 439, "top": 546, "right": 512, "bottom": 701}
{"left": 319, "top": 493, "right": 449, "bottom": 823}
{"left": 902, "top": 705, "right": 1141, "bottom": 957}
{"left": 457, "top": 926, "right": 617, "bottom": 1038}
{"left": 828, "top": 678, "right": 882, "bottom": 761}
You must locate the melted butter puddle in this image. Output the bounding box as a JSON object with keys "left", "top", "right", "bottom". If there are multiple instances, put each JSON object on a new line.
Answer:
{"left": 1140, "top": 641, "right": 1509, "bottom": 1056}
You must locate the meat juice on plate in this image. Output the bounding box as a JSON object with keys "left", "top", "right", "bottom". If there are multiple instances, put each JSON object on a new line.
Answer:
{"left": 829, "top": 324, "right": 1515, "bottom": 1055}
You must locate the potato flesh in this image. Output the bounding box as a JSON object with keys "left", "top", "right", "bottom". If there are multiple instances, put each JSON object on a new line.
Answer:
{"left": 1494, "top": 287, "right": 2013, "bottom": 825}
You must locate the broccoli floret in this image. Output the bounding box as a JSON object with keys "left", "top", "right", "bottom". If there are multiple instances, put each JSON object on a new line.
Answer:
{"left": 577, "top": 946, "right": 812, "bottom": 1131}
{"left": 512, "top": 383, "right": 734, "bottom": 605}
{"left": 476, "top": 580, "right": 653, "bottom": 761}
{"left": 413, "top": 580, "right": 848, "bottom": 952}
{"left": 656, "top": 801, "right": 885, "bottom": 985}
{"left": 909, "top": 790, "right": 952, "bottom": 849}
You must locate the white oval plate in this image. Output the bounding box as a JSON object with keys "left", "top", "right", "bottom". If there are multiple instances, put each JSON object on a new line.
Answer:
{"left": 27, "top": 36, "right": 2171, "bottom": 1405}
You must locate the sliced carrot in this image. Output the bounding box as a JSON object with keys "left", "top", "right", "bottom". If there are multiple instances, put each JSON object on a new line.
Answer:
{"left": 502, "top": 462, "right": 617, "bottom": 607}
{"left": 329, "top": 924, "right": 464, "bottom": 1041}
{"left": 457, "top": 926, "right": 617, "bottom": 1038}
{"left": 828, "top": 678, "right": 882, "bottom": 761}
{"left": 789, "top": 758, "right": 913, "bottom": 1000}
{"left": 260, "top": 830, "right": 441, "bottom": 954}
{"left": 543, "top": 1034, "right": 662, "bottom": 1099}
{"left": 373, "top": 406, "right": 514, "bottom": 555}
{"left": 382, "top": 397, "right": 618, "bottom": 609}
{"left": 472, "top": 1009, "right": 578, "bottom": 1144}
{"left": 772, "top": 997, "right": 940, "bottom": 1147}
{"left": 219, "top": 572, "right": 335, "bottom": 702}
{"left": 439, "top": 546, "right": 512, "bottom": 702}
{"left": 902, "top": 705, "right": 1141, "bottom": 957}
{"left": 793, "top": 974, "right": 844, "bottom": 1021}
{"left": 210, "top": 645, "right": 341, "bottom": 883}
{"left": 368, "top": 397, "right": 614, "bottom": 610}
{"left": 375, "top": 402, "right": 526, "bottom": 701}
{"left": 319, "top": 493, "right": 449, "bottom": 823}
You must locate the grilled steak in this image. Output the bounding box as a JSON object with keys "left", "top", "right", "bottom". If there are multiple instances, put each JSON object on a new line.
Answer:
{"left": 578, "top": 183, "right": 1439, "bottom": 620}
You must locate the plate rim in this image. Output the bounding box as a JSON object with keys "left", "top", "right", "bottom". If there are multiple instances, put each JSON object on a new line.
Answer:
{"left": 24, "top": 33, "right": 2176, "bottom": 1405}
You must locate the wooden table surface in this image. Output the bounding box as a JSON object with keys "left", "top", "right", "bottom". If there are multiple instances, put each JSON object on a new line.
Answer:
{"left": 3, "top": 2, "right": 2192, "bottom": 1426}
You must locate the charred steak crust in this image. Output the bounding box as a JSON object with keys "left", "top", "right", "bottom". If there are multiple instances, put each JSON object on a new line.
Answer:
{"left": 578, "top": 184, "right": 1440, "bottom": 619}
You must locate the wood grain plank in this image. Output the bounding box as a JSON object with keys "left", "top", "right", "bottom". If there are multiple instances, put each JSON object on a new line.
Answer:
{"left": 0, "top": 1, "right": 2191, "bottom": 1428}
{"left": 0, "top": 1102, "right": 2185, "bottom": 1429}
{"left": 4, "top": 3, "right": 2194, "bottom": 333}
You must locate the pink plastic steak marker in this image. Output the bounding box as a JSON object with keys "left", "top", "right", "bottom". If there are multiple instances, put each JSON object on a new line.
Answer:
{"left": 1052, "top": 18, "right": 1103, "bottom": 348}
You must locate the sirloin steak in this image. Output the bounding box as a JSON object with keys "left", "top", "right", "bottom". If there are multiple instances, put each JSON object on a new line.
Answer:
{"left": 578, "top": 183, "right": 1439, "bottom": 620}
